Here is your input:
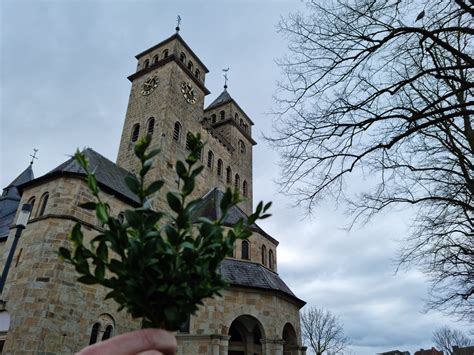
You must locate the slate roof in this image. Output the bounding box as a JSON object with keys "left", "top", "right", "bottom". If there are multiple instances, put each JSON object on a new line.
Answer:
{"left": 0, "top": 165, "right": 34, "bottom": 239}
{"left": 19, "top": 148, "right": 140, "bottom": 205}
{"left": 219, "top": 258, "right": 305, "bottom": 307}
{"left": 204, "top": 89, "right": 255, "bottom": 125}
{"left": 191, "top": 188, "right": 278, "bottom": 245}
{"left": 205, "top": 89, "right": 233, "bottom": 111}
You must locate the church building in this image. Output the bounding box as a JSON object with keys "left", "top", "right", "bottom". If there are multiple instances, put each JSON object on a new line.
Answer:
{"left": 0, "top": 28, "right": 306, "bottom": 354}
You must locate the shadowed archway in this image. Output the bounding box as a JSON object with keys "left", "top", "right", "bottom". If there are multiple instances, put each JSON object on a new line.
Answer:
{"left": 228, "top": 315, "right": 265, "bottom": 355}
{"left": 282, "top": 322, "right": 298, "bottom": 355}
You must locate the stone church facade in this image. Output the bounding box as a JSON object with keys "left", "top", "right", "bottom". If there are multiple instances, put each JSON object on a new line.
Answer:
{"left": 0, "top": 31, "right": 306, "bottom": 354}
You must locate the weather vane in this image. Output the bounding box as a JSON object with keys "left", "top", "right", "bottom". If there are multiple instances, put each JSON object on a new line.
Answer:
{"left": 30, "top": 148, "right": 39, "bottom": 165}
{"left": 176, "top": 15, "right": 181, "bottom": 32}
{"left": 222, "top": 67, "right": 230, "bottom": 89}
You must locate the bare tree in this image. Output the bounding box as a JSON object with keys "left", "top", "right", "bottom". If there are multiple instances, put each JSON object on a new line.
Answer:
{"left": 433, "top": 326, "right": 473, "bottom": 355}
{"left": 301, "top": 307, "right": 348, "bottom": 355}
{"left": 270, "top": 0, "right": 473, "bottom": 320}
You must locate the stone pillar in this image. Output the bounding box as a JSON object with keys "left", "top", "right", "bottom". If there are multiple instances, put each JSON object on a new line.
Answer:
{"left": 219, "top": 335, "right": 230, "bottom": 355}
{"left": 261, "top": 338, "right": 285, "bottom": 355}
{"left": 210, "top": 335, "right": 220, "bottom": 355}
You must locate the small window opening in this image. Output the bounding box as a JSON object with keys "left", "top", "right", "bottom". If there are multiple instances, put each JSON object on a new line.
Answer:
{"left": 147, "top": 117, "right": 155, "bottom": 136}
{"left": 89, "top": 323, "right": 100, "bottom": 345}
{"left": 185, "top": 132, "right": 192, "bottom": 150}
{"left": 27, "top": 196, "right": 36, "bottom": 214}
{"left": 262, "top": 245, "right": 267, "bottom": 265}
{"left": 217, "top": 159, "right": 223, "bottom": 176}
{"left": 220, "top": 110, "right": 225, "bottom": 120}
{"left": 195, "top": 69, "right": 200, "bottom": 79}
{"left": 131, "top": 123, "right": 140, "bottom": 142}
{"left": 269, "top": 250, "right": 274, "bottom": 270}
{"left": 180, "top": 52, "right": 186, "bottom": 63}
{"left": 173, "top": 122, "right": 182, "bottom": 142}
{"left": 163, "top": 49, "right": 169, "bottom": 58}
{"left": 38, "top": 192, "right": 49, "bottom": 217}
{"left": 242, "top": 240, "right": 249, "bottom": 260}
{"left": 102, "top": 325, "right": 113, "bottom": 341}
{"left": 226, "top": 167, "right": 232, "bottom": 184}
{"left": 243, "top": 180, "right": 248, "bottom": 197}
{"left": 153, "top": 55, "right": 158, "bottom": 64}
{"left": 144, "top": 59, "right": 149, "bottom": 68}
{"left": 235, "top": 174, "right": 240, "bottom": 191}
{"left": 188, "top": 61, "right": 193, "bottom": 71}
{"left": 211, "top": 114, "right": 217, "bottom": 124}
{"left": 207, "top": 151, "right": 214, "bottom": 169}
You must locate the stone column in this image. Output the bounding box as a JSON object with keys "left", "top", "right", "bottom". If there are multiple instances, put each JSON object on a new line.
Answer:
{"left": 210, "top": 335, "right": 221, "bottom": 355}
{"left": 219, "top": 335, "right": 230, "bottom": 355}
{"left": 261, "top": 338, "right": 285, "bottom": 355}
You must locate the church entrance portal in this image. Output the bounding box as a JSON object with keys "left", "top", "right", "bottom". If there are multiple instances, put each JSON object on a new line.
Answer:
{"left": 228, "top": 315, "right": 264, "bottom": 355}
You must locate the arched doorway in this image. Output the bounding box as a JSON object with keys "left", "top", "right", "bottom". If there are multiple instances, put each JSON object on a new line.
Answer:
{"left": 282, "top": 323, "right": 298, "bottom": 355}
{"left": 228, "top": 315, "right": 264, "bottom": 355}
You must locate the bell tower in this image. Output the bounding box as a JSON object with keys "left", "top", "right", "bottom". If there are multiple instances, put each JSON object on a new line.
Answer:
{"left": 116, "top": 30, "right": 210, "bottom": 183}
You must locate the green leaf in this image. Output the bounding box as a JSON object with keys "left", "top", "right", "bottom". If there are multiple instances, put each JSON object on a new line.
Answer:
{"left": 58, "top": 247, "right": 71, "bottom": 261}
{"left": 69, "top": 223, "right": 83, "bottom": 245}
{"left": 125, "top": 176, "right": 140, "bottom": 194}
{"left": 125, "top": 210, "right": 141, "bottom": 228}
{"left": 167, "top": 192, "right": 182, "bottom": 213}
{"left": 97, "top": 241, "right": 108, "bottom": 261}
{"left": 79, "top": 202, "right": 97, "bottom": 210}
{"left": 87, "top": 174, "right": 99, "bottom": 195}
{"left": 145, "top": 181, "right": 164, "bottom": 196}
{"left": 77, "top": 275, "right": 97, "bottom": 285}
{"left": 96, "top": 204, "right": 108, "bottom": 223}
{"left": 176, "top": 161, "right": 187, "bottom": 179}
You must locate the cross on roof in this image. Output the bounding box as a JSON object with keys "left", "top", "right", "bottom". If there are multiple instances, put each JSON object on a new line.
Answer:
{"left": 30, "top": 148, "right": 39, "bottom": 165}
{"left": 222, "top": 67, "right": 230, "bottom": 89}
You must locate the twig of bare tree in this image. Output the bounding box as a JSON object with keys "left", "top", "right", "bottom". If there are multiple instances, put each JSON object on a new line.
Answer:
{"left": 432, "top": 326, "right": 473, "bottom": 355}
{"left": 269, "top": 0, "right": 473, "bottom": 321}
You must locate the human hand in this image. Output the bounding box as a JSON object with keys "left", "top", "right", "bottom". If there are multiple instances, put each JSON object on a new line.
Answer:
{"left": 77, "top": 329, "right": 177, "bottom": 355}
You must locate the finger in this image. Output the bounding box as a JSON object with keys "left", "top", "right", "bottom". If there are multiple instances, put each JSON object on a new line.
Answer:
{"left": 138, "top": 351, "right": 164, "bottom": 355}
{"left": 77, "top": 329, "right": 177, "bottom": 355}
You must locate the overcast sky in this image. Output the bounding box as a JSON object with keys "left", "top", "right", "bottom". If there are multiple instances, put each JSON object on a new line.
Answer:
{"left": 1, "top": 0, "right": 471, "bottom": 354}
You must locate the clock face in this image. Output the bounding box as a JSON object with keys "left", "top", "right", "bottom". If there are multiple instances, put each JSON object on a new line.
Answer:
{"left": 141, "top": 76, "right": 159, "bottom": 96}
{"left": 181, "top": 81, "right": 196, "bottom": 104}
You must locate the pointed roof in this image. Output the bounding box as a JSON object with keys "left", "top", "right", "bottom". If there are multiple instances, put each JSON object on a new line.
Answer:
{"left": 205, "top": 89, "right": 233, "bottom": 111}
{"left": 191, "top": 188, "right": 277, "bottom": 245}
{"left": 204, "top": 89, "right": 255, "bottom": 125}
{"left": 0, "top": 164, "right": 35, "bottom": 239}
{"left": 5, "top": 164, "right": 34, "bottom": 190}
{"left": 19, "top": 148, "right": 140, "bottom": 206}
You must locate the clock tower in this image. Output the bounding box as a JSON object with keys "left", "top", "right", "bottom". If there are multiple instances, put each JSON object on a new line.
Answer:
{"left": 116, "top": 30, "right": 210, "bottom": 188}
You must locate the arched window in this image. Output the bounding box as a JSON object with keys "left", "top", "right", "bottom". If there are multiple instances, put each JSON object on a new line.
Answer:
{"left": 102, "top": 325, "right": 113, "bottom": 341}
{"left": 147, "top": 117, "right": 155, "bottom": 136}
{"left": 195, "top": 69, "right": 200, "bottom": 79}
{"left": 188, "top": 61, "right": 193, "bottom": 71}
{"left": 217, "top": 159, "right": 223, "bottom": 176}
{"left": 243, "top": 180, "right": 248, "bottom": 197}
{"left": 241, "top": 240, "right": 249, "bottom": 260}
{"left": 226, "top": 166, "right": 232, "bottom": 184}
{"left": 153, "top": 54, "right": 158, "bottom": 64}
{"left": 27, "top": 196, "right": 36, "bottom": 215}
{"left": 269, "top": 250, "right": 274, "bottom": 270}
{"left": 37, "top": 192, "right": 49, "bottom": 217}
{"left": 262, "top": 245, "right": 267, "bottom": 265}
{"left": 144, "top": 59, "right": 149, "bottom": 68}
{"left": 211, "top": 114, "right": 217, "bottom": 124}
{"left": 207, "top": 151, "right": 214, "bottom": 169}
{"left": 131, "top": 123, "right": 140, "bottom": 142}
{"left": 89, "top": 323, "right": 100, "bottom": 345}
{"left": 220, "top": 110, "right": 225, "bottom": 120}
{"left": 117, "top": 212, "right": 124, "bottom": 224}
{"left": 235, "top": 113, "right": 239, "bottom": 120}
{"left": 235, "top": 174, "right": 240, "bottom": 191}
{"left": 185, "top": 132, "right": 193, "bottom": 150}
{"left": 173, "top": 122, "right": 182, "bottom": 142}
{"left": 240, "top": 119, "right": 244, "bottom": 127}
{"left": 180, "top": 52, "right": 186, "bottom": 63}
{"left": 239, "top": 140, "right": 246, "bottom": 154}
{"left": 163, "top": 49, "right": 169, "bottom": 58}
